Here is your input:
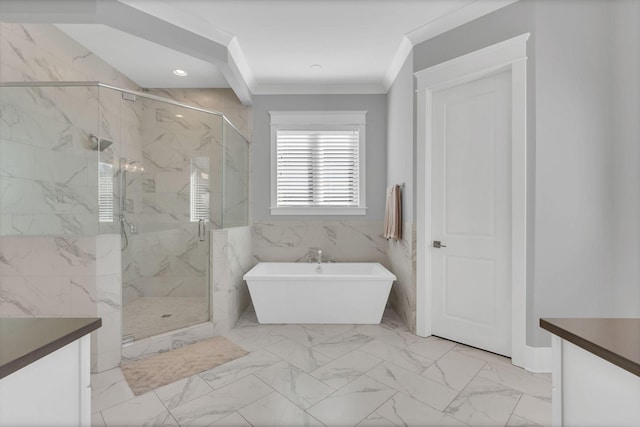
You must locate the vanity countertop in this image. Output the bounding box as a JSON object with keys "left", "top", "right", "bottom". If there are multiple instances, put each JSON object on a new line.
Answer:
{"left": 0, "top": 317, "right": 101, "bottom": 380}
{"left": 540, "top": 317, "right": 640, "bottom": 377}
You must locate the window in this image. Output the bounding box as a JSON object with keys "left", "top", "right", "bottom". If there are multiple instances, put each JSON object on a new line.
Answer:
{"left": 190, "top": 157, "right": 210, "bottom": 222}
{"left": 270, "top": 111, "right": 367, "bottom": 215}
{"left": 98, "top": 162, "right": 114, "bottom": 223}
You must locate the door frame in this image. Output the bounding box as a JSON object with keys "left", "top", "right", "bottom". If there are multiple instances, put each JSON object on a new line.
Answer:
{"left": 415, "top": 33, "right": 530, "bottom": 368}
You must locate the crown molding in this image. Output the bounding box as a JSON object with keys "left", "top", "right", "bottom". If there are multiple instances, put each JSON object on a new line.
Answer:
{"left": 252, "top": 82, "right": 387, "bottom": 96}
{"left": 383, "top": 0, "right": 518, "bottom": 93}
{"left": 227, "top": 37, "right": 256, "bottom": 91}
{"left": 118, "top": 0, "right": 234, "bottom": 45}
{"left": 382, "top": 36, "right": 413, "bottom": 92}
{"left": 2, "top": 0, "right": 520, "bottom": 98}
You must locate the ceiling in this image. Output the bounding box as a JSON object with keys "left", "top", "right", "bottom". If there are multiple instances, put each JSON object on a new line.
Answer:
{"left": 56, "top": 0, "right": 517, "bottom": 95}
{"left": 56, "top": 24, "right": 231, "bottom": 88}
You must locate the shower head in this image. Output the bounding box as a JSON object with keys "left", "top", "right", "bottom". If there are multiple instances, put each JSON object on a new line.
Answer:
{"left": 89, "top": 134, "right": 114, "bottom": 151}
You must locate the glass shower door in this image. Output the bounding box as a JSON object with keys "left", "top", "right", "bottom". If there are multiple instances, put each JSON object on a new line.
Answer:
{"left": 120, "top": 93, "right": 218, "bottom": 341}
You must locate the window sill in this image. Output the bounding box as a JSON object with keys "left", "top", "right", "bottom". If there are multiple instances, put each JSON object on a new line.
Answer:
{"left": 270, "top": 207, "right": 367, "bottom": 216}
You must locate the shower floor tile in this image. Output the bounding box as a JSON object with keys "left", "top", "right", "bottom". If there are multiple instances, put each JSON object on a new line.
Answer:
{"left": 123, "top": 297, "right": 209, "bottom": 341}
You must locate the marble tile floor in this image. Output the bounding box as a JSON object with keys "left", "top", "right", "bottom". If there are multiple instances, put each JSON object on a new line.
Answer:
{"left": 122, "top": 297, "right": 209, "bottom": 341}
{"left": 93, "top": 307, "right": 551, "bottom": 427}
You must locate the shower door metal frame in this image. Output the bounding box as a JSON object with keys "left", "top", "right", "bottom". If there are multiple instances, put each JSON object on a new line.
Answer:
{"left": 0, "top": 81, "right": 250, "bottom": 145}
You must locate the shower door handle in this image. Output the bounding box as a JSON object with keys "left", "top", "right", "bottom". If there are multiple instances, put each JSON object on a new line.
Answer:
{"left": 198, "top": 219, "right": 206, "bottom": 242}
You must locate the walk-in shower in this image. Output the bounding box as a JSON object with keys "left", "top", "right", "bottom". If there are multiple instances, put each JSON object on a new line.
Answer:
{"left": 0, "top": 82, "right": 250, "bottom": 345}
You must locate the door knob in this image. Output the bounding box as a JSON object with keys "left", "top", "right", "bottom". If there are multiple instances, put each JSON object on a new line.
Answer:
{"left": 433, "top": 240, "right": 447, "bottom": 248}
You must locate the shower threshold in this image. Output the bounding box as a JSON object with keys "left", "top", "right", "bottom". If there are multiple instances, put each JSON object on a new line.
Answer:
{"left": 121, "top": 320, "right": 216, "bottom": 361}
{"left": 122, "top": 296, "right": 209, "bottom": 342}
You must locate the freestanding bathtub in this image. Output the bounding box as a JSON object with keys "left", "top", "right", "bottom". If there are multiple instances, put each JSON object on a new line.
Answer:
{"left": 243, "top": 262, "right": 396, "bottom": 324}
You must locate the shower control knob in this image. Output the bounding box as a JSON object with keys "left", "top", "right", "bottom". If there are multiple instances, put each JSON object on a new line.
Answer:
{"left": 433, "top": 240, "right": 447, "bottom": 248}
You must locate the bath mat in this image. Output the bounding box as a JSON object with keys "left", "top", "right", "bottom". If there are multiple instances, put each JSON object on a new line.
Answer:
{"left": 121, "top": 336, "right": 248, "bottom": 395}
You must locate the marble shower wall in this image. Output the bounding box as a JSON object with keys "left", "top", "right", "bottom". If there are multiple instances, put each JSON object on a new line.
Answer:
{"left": 211, "top": 226, "right": 254, "bottom": 335}
{"left": 252, "top": 220, "right": 389, "bottom": 268}
{"left": 0, "top": 23, "right": 143, "bottom": 236}
{"left": 222, "top": 123, "right": 250, "bottom": 228}
{"left": 0, "top": 23, "right": 139, "bottom": 372}
{"left": 145, "top": 88, "right": 253, "bottom": 226}
{"left": 0, "top": 235, "right": 122, "bottom": 371}
{"left": 143, "top": 88, "right": 251, "bottom": 142}
{"left": 0, "top": 84, "right": 131, "bottom": 371}
{"left": 97, "top": 85, "right": 144, "bottom": 236}
{"left": 122, "top": 224, "right": 210, "bottom": 304}
{"left": 0, "top": 84, "right": 103, "bottom": 236}
{"left": 121, "top": 98, "right": 220, "bottom": 302}
{"left": 0, "top": 23, "right": 139, "bottom": 90}
{"left": 120, "top": 88, "right": 251, "bottom": 301}
{"left": 0, "top": 22, "right": 257, "bottom": 370}
{"left": 387, "top": 223, "right": 417, "bottom": 333}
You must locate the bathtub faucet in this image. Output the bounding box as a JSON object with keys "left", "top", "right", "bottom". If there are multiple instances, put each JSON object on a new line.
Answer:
{"left": 316, "top": 249, "right": 323, "bottom": 272}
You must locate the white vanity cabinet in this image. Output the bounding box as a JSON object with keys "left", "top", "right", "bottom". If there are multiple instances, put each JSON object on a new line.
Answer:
{"left": 541, "top": 318, "right": 640, "bottom": 427}
{"left": 0, "top": 318, "right": 101, "bottom": 427}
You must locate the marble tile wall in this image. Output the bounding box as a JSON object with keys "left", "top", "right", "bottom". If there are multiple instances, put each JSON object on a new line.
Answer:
{"left": 120, "top": 97, "right": 219, "bottom": 303}
{"left": 252, "top": 220, "right": 390, "bottom": 269}
{"left": 0, "top": 23, "right": 139, "bottom": 90}
{"left": 122, "top": 225, "right": 209, "bottom": 304}
{"left": 93, "top": 235, "right": 123, "bottom": 371}
{"left": 0, "top": 234, "right": 122, "bottom": 371}
{"left": 120, "top": 226, "right": 254, "bottom": 361}
{"left": 0, "top": 84, "right": 103, "bottom": 236}
{"left": 222, "top": 124, "right": 250, "bottom": 228}
{"left": 97, "top": 85, "right": 143, "bottom": 236}
{"left": 120, "top": 88, "right": 251, "bottom": 302}
{"left": 0, "top": 23, "right": 135, "bottom": 372}
{"left": 251, "top": 220, "right": 418, "bottom": 331}
{"left": 387, "top": 223, "right": 417, "bottom": 333}
{"left": 0, "top": 22, "right": 256, "bottom": 358}
{"left": 0, "top": 21, "right": 144, "bottom": 237}
{"left": 211, "top": 226, "right": 254, "bottom": 335}
{"left": 143, "top": 88, "right": 251, "bottom": 142}
{"left": 145, "top": 88, "right": 253, "bottom": 227}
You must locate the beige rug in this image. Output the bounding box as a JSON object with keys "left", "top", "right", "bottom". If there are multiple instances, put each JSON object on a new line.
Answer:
{"left": 121, "top": 336, "right": 248, "bottom": 395}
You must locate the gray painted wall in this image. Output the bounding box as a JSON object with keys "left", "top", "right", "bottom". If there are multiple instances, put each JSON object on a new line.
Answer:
{"left": 386, "top": 51, "right": 415, "bottom": 224}
{"left": 412, "top": 0, "right": 639, "bottom": 347}
{"left": 252, "top": 94, "right": 387, "bottom": 221}
{"left": 532, "top": 0, "right": 615, "bottom": 345}
{"left": 386, "top": 51, "right": 417, "bottom": 332}
{"left": 610, "top": 0, "right": 640, "bottom": 317}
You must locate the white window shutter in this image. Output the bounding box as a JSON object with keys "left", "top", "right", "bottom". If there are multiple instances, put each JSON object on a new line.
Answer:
{"left": 276, "top": 130, "right": 360, "bottom": 207}
{"left": 98, "top": 162, "right": 114, "bottom": 223}
{"left": 190, "top": 157, "right": 210, "bottom": 222}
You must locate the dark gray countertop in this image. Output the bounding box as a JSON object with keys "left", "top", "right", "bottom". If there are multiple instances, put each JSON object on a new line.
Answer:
{"left": 0, "top": 317, "right": 101, "bottom": 380}
{"left": 540, "top": 318, "right": 640, "bottom": 377}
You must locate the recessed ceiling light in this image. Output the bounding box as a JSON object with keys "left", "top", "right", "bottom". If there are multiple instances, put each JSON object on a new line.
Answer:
{"left": 172, "top": 69, "right": 188, "bottom": 77}
{"left": 175, "top": 114, "right": 184, "bottom": 118}
{"left": 310, "top": 64, "right": 322, "bottom": 69}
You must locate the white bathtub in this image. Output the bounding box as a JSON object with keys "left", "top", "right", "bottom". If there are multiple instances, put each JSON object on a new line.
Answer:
{"left": 243, "top": 262, "right": 396, "bottom": 324}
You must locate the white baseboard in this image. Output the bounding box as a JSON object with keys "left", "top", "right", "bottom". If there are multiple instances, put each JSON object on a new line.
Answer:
{"left": 524, "top": 345, "right": 552, "bottom": 373}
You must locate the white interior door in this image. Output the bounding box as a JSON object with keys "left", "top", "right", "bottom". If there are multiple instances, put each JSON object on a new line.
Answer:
{"left": 430, "top": 70, "right": 512, "bottom": 357}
